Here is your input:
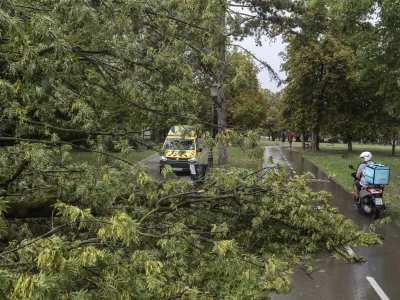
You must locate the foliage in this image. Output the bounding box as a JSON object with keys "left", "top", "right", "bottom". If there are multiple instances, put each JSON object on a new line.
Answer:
{"left": 211, "top": 49, "right": 271, "bottom": 130}
{"left": 227, "top": 88, "right": 269, "bottom": 129}
{"left": 262, "top": 91, "right": 287, "bottom": 139}
{"left": 0, "top": 0, "right": 386, "bottom": 298}
{"left": 282, "top": 1, "right": 356, "bottom": 149}
{"left": 0, "top": 145, "right": 383, "bottom": 298}
{"left": 281, "top": 0, "right": 400, "bottom": 150}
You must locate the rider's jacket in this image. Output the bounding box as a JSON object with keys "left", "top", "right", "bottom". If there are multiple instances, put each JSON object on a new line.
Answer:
{"left": 358, "top": 161, "right": 374, "bottom": 187}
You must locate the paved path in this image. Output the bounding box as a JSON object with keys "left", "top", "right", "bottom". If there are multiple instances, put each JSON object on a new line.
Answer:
{"left": 265, "top": 146, "right": 398, "bottom": 300}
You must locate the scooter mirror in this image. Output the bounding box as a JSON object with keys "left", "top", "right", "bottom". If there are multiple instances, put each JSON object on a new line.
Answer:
{"left": 349, "top": 165, "right": 354, "bottom": 169}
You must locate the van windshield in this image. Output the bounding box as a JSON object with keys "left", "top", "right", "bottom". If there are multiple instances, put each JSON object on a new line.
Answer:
{"left": 165, "top": 139, "right": 195, "bottom": 151}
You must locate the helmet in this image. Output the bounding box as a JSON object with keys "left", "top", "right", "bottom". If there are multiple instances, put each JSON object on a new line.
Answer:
{"left": 360, "top": 151, "right": 372, "bottom": 162}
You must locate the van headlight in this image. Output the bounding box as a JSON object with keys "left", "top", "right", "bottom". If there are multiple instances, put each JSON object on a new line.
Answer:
{"left": 160, "top": 156, "right": 167, "bottom": 161}
{"left": 188, "top": 157, "right": 196, "bottom": 162}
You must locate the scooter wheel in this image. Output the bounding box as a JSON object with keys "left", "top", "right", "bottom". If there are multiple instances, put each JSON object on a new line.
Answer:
{"left": 374, "top": 208, "right": 382, "bottom": 220}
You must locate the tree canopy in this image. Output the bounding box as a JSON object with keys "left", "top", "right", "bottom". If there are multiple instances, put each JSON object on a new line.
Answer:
{"left": 0, "top": 0, "right": 387, "bottom": 298}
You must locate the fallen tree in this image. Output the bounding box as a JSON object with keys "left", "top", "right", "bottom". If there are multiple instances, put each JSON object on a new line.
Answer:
{"left": 0, "top": 142, "right": 384, "bottom": 298}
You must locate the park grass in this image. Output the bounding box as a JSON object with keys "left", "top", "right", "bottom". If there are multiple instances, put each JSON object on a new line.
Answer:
{"left": 199, "top": 146, "right": 262, "bottom": 171}
{"left": 300, "top": 146, "right": 400, "bottom": 222}
{"left": 224, "top": 147, "right": 262, "bottom": 171}
{"left": 70, "top": 149, "right": 157, "bottom": 166}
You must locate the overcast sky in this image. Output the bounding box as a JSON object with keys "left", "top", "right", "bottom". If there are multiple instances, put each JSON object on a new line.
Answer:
{"left": 238, "top": 36, "right": 287, "bottom": 92}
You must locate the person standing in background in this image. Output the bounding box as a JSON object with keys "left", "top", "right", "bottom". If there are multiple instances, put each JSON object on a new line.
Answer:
{"left": 280, "top": 132, "right": 286, "bottom": 150}
{"left": 288, "top": 132, "right": 293, "bottom": 150}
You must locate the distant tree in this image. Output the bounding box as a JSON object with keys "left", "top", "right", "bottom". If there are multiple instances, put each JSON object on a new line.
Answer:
{"left": 225, "top": 50, "right": 269, "bottom": 129}
{"left": 264, "top": 92, "right": 287, "bottom": 140}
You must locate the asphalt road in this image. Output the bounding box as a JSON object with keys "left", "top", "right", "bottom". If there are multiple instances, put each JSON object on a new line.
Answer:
{"left": 264, "top": 146, "right": 398, "bottom": 300}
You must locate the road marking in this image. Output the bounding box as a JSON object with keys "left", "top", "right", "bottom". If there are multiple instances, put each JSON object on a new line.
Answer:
{"left": 344, "top": 246, "right": 356, "bottom": 256}
{"left": 307, "top": 179, "right": 330, "bottom": 183}
{"left": 366, "top": 277, "right": 390, "bottom": 300}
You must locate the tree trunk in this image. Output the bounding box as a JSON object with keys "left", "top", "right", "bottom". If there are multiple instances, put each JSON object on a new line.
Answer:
{"left": 217, "top": 16, "right": 228, "bottom": 165}
{"left": 392, "top": 132, "right": 396, "bottom": 156}
{"left": 311, "top": 127, "right": 319, "bottom": 151}
{"left": 155, "top": 129, "right": 162, "bottom": 143}
{"left": 217, "top": 94, "right": 228, "bottom": 165}
{"left": 347, "top": 137, "right": 352, "bottom": 151}
{"left": 150, "top": 130, "right": 156, "bottom": 142}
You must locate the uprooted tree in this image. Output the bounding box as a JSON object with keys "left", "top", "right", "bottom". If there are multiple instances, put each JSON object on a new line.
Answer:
{"left": 0, "top": 0, "right": 385, "bottom": 298}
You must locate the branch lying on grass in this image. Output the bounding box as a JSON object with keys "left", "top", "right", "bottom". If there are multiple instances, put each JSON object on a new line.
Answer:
{"left": 0, "top": 224, "right": 68, "bottom": 257}
{"left": 0, "top": 137, "right": 134, "bottom": 166}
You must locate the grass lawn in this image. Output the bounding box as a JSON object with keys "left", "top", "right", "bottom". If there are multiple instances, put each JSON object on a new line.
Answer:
{"left": 224, "top": 147, "right": 262, "bottom": 171}
{"left": 260, "top": 140, "right": 397, "bottom": 152}
{"left": 199, "top": 146, "right": 262, "bottom": 171}
{"left": 299, "top": 144, "right": 400, "bottom": 221}
{"left": 70, "top": 149, "right": 157, "bottom": 166}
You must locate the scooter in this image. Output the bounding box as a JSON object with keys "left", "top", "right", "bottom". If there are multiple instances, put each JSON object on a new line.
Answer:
{"left": 349, "top": 165, "right": 389, "bottom": 219}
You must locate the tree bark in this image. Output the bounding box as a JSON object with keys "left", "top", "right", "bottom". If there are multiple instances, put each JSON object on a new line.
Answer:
{"left": 311, "top": 127, "right": 319, "bottom": 151}
{"left": 217, "top": 15, "right": 228, "bottom": 165}
{"left": 347, "top": 137, "right": 352, "bottom": 151}
{"left": 392, "top": 132, "right": 396, "bottom": 156}
{"left": 155, "top": 129, "right": 162, "bottom": 143}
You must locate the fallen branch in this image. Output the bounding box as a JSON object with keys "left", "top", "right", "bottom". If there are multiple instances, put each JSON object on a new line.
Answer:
{"left": 0, "top": 160, "right": 29, "bottom": 188}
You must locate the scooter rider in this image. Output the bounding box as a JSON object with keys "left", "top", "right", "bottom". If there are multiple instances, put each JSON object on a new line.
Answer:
{"left": 353, "top": 151, "right": 374, "bottom": 201}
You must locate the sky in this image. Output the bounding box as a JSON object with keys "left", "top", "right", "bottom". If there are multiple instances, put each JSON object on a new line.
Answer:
{"left": 239, "top": 36, "right": 287, "bottom": 92}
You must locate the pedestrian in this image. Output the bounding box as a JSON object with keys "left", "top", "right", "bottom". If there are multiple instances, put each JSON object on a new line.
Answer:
{"left": 280, "top": 133, "right": 286, "bottom": 150}
{"left": 288, "top": 132, "right": 293, "bottom": 150}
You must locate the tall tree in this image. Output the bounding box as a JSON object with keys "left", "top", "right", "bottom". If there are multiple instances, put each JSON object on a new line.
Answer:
{"left": 209, "top": 0, "right": 302, "bottom": 164}
{"left": 352, "top": 0, "right": 400, "bottom": 154}
{"left": 282, "top": 0, "right": 366, "bottom": 151}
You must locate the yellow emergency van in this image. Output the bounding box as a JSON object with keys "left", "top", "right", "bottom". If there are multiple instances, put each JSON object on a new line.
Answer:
{"left": 159, "top": 125, "right": 202, "bottom": 172}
